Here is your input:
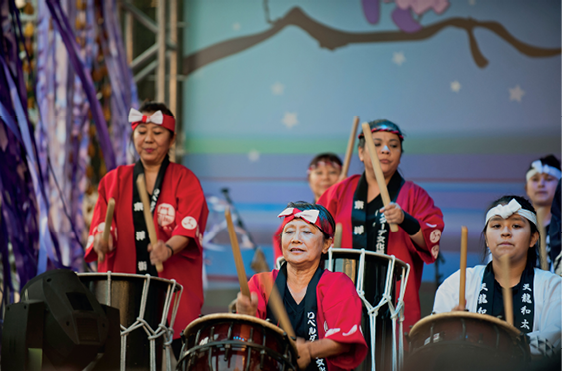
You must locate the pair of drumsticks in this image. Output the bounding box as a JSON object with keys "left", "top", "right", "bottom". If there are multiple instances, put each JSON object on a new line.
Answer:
{"left": 98, "top": 174, "right": 164, "bottom": 273}
{"left": 225, "top": 207, "right": 296, "bottom": 339}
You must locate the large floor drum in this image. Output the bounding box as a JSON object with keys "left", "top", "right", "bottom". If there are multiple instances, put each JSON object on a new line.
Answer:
{"left": 406, "top": 312, "right": 530, "bottom": 371}
{"left": 79, "top": 272, "right": 182, "bottom": 371}
{"left": 177, "top": 313, "right": 297, "bottom": 371}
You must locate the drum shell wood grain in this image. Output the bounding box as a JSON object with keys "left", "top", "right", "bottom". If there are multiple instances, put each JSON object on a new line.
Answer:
{"left": 178, "top": 314, "right": 297, "bottom": 371}
{"left": 406, "top": 312, "right": 530, "bottom": 371}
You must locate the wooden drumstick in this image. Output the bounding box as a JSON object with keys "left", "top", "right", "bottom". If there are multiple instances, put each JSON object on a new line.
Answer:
{"left": 98, "top": 198, "right": 115, "bottom": 264}
{"left": 361, "top": 122, "right": 399, "bottom": 232}
{"left": 339, "top": 116, "right": 360, "bottom": 181}
{"left": 499, "top": 254, "right": 514, "bottom": 326}
{"left": 536, "top": 207, "right": 548, "bottom": 270}
{"left": 225, "top": 206, "right": 251, "bottom": 298}
{"left": 136, "top": 174, "right": 164, "bottom": 273}
{"left": 334, "top": 223, "right": 343, "bottom": 248}
{"left": 458, "top": 226, "right": 468, "bottom": 309}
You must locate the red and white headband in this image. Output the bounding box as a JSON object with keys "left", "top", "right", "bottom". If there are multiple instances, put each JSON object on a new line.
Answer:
{"left": 526, "top": 160, "right": 561, "bottom": 182}
{"left": 129, "top": 108, "right": 176, "bottom": 132}
{"left": 357, "top": 122, "right": 404, "bottom": 140}
{"left": 278, "top": 207, "right": 333, "bottom": 237}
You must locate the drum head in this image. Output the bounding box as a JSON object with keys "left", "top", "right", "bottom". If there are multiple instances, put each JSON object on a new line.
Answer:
{"left": 409, "top": 312, "right": 522, "bottom": 339}
{"left": 79, "top": 273, "right": 180, "bottom": 328}
{"left": 406, "top": 312, "right": 530, "bottom": 371}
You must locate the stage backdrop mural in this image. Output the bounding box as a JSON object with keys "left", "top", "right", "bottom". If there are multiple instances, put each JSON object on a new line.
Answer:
{"left": 178, "top": 0, "right": 560, "bottom": 303}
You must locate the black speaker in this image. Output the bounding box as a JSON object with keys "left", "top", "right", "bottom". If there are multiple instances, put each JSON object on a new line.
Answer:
{"left": 1, "top": 269, "right": 119, "bottom": 371}
{"left": 1, "top": 300, "right": 45, "bottom": 371}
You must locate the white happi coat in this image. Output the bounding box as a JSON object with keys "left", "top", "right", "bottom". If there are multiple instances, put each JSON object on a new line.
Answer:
{"left": 433, "top": 265, "right": 561, "bottom": 356}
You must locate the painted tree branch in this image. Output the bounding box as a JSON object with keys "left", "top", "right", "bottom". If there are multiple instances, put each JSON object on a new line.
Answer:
{"left": 183, "top": 7, "right": 560, "bottom": 75}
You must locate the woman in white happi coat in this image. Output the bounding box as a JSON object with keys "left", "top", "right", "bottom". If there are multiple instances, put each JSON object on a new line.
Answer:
{"left": 433, "top": 195, "right": 561, "bottom": 358}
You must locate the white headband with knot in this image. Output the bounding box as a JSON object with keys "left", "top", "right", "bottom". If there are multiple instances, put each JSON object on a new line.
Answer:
{"left": 485, "top": 199, "right": 537, "bottom": 227}
{"left": 526, "top": 160, "right": 562, "bottom": 182}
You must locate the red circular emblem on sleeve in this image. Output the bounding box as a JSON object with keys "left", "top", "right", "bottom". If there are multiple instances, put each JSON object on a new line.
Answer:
{"left": 182, "top": 216, "right": 198, "bottom": 230}
{"left": 430, "top": 230, "right": 441, "bottom": 243}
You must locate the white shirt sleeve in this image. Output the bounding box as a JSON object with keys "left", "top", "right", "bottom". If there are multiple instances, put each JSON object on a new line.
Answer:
{"left": 433, "top": 269, "right": 461, "bottom": 313}
{"left": 433, "top": 266, "right": 484, "bottom": 313}
{"left": 528, "top": 269, "right": 562, "bottom": 356}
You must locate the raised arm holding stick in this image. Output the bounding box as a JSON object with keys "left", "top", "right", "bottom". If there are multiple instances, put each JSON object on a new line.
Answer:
{"left": 318, "top": 119, "right": 445, "bottom": 334}
{"left": 361, "top": 122, "right": 398, "bottom": 232}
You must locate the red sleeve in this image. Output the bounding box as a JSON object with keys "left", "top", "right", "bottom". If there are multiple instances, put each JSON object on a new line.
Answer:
{"left": 246, "top": 270, "right": 279, "bottom": 320}
{"left": 318, "top": 176, "right": 359, "bottom": 249}
{"left": 400, "top": 182, "right": 444, "bottom": 264}
{"left": 84, "top": 172, "right": 118, "bottom": 266}
{"left": 171, "top": 167, "right": 209, "bottom": 259}
{"left": 317, "top": 181, "right": 342, "bottom": 218}
{"left": 319, "top": 272, "right": 368, "bottom": 369}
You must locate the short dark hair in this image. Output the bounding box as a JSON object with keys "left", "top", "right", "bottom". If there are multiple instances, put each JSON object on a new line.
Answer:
{"left": 358, "top": 119, "right": 404, "bottom": 153}
{"left": 137, "top": 101, "right": 175, "bottom": 137}
{"left": 139, "top": 101, "right": 175, "bottom": 118}
{"left": 481, "top": 195, "right": 538, "bottom": 267}
{"left": 308, "top": 153, "right": 342, "bottom": 170}
{"left": 285, "top": 201, "right": 335, "bottom": 240}
{"left": 527, "top": 154, "right": 561, "bottom": 172}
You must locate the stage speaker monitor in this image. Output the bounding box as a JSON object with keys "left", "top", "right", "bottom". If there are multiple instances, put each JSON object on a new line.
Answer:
{"left": 1, "top": 269, "right": 110, "bottom": 371}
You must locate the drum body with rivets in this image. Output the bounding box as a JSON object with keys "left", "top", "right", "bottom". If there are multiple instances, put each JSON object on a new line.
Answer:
{"left": 177, "top": 313, "right": 297, "bottom": 371}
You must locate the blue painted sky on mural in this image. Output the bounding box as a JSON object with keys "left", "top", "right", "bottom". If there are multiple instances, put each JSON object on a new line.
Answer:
{"left": 180, "top": 1, "right": 561, "bottom": 283}
{"left": 182, "top": 0, "right": 560, "bottom": 142}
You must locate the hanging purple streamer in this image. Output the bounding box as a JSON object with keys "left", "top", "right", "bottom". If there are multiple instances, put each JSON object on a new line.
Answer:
{"left": 1, "top": 1, "right": 67, "bottom": 285}
{"left": 101, "top": 0, "right": 138, "bottom": 166}
{"left": 45, "top": 0, "right": 116, "bottom": 171}
{"left": 0, "top": 55, "right": 65, "bottom": 274}
{"left": 66, "top": 0, "right": 95, "bottom": 271}
{"left": 0, "top": 86, "right": 40, "bottom": 288}
{"left": 10, "top": 1, "right": 32, "bottom": 109}
{"left": 35, "top": 0, "right": 54, "bottom": 190}
{"left": 0, "top": 203, "right": 14, "bottom": 303}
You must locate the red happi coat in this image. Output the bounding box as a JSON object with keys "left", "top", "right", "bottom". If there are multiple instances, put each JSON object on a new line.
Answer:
{"left": 317, "top": 175, "right": 444, "bottom": 331}
{"left": 84, "top": 162, "right": 209, "bottom": 338}
{"left": 248, "top": 270, "right": 368, "bottom": 371}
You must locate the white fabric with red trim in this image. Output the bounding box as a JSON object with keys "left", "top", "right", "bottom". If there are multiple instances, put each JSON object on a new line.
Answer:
{"left": 128, "top": 108, "right": 163, "bottom": 125}
{"left": 278, "top": 208, "right": 320, "bottom": 224}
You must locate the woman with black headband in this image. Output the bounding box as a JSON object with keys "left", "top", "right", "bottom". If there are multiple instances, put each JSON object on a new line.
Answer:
{"left": 433, "top": 195, "right": 561, "bottom": 358}
{"left": 84, "top": 101, "right": 208, "bottom": 356}
{"left": 318, "top": 119, "right": 444, "bottom": 332}
{"left": 524, "top": 155, "right": 561, "bottom": 273}
{"left": 237, "top": 201, "right": 368, "bottom": 370}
